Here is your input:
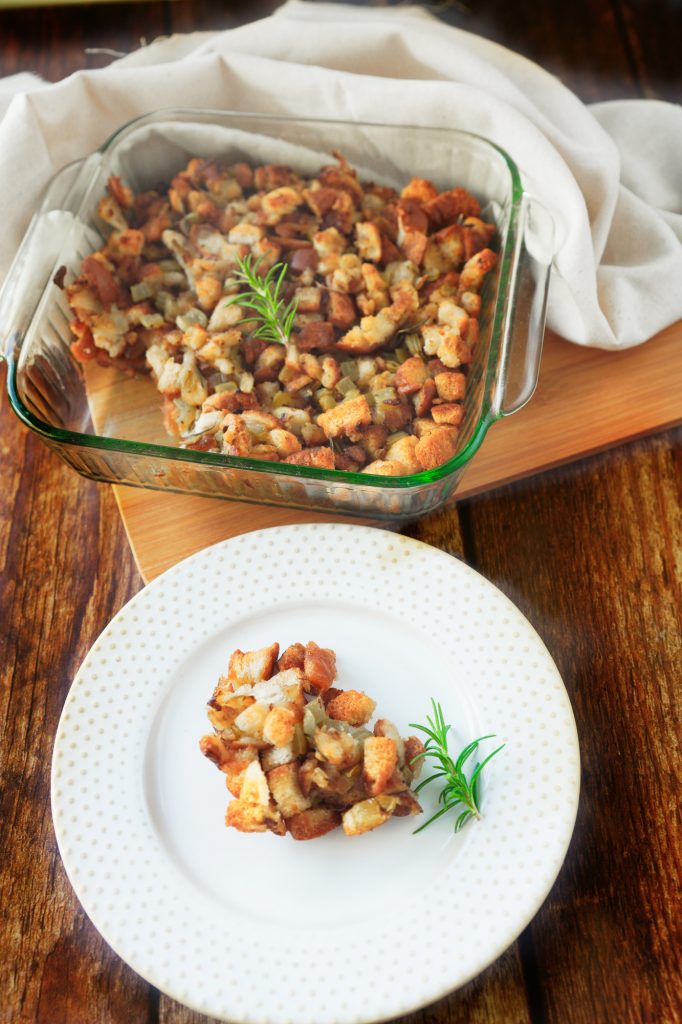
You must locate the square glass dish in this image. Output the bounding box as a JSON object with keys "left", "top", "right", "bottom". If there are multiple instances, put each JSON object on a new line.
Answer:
{"left": 0, "top": 109, "right": 553, "bottom": 519}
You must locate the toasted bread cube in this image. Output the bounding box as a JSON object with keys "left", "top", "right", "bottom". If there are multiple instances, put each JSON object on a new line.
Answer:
{"left": 372, "top": 396, "right": 412, "bottom": 433}
{"left": 278, "top": 642, "right": 305, "bottom": 672}
{"left": 337, "top": 285, "right": 418, "bottom": 355}
{"left": 222, "top": 746, "right": 261, "bottom": 797}
{"left": 304, "top": 641, "right": 337, "bottom": 693}
{"left": 267, "top": 763, "right": 312, "bottom": 819}
{"left": 261, "top": 743, "right": 298, "bottom": 772}
{"left": 329, "top": 253, "right": 364, "bottom": 294}
{"left": 400, "top": 232, "right": 428, "bottom": 267}
{"left": 327, "top": 290, "right": 357, "bottom": 329}
{"left": 434, "top": 371, "right": 466, "bottom": 402}
{"left": 413, "top": 378, "right": 437, "bottom": 417}
{"left": 437, "top": 299, "right": 469, "bottom": 331}
{"left": 415, "top": 426, "right": 458, "bottom": 470}
{"left": 400, "top": 177, "right": 439, "bottom": 204}
{"left": 253, "top": 344, "right": 286, "bottom": 383}
{"left": 239, "top": 759, "right": 270, "bottom": 805}
{"left": 403, "top": 735, "right": 427, "bottom": 781}
{"left": 317, "top": 394, "right": 372, "bottom": 439}
{"left": 363, "top": 736, "right": 398, "bottom": 796}
{"left": 373, "top": 718, "right": 406, "bottom": 764}
{"left": 227, "top": 222, "right": 264, "bottom": 246}
{"left": 394, "top": 356, "right": 428, "bottom": 396}
{"left": 248, "top": 669, "right": 306, "bottom": 709}
{"left": 459, "top": 290, "right": 481, "bottom": 317}
{"left": 431, "top": 402, "right": 465, "bottom": 427}
{"left": 424, "top": 187, "right": 480, "bottom": 230}
{"left": 303, "top": 186, "right": 338, "bottom": 217}
{"left": 268, "top": 427, "right": 302, "bottom": 458}
{"left": 342, "top": 796, "right": 397, "bottom": 836}
{"left": 362, "top": 459, "right": 408, "bottom": 477}
{"left": 459, "top": 247, "right": 497, "bottom": 291}
{"left": 261, "top": 186, "right": 303, "bottom": 225}
{"left": 320, "top": 356, "right": 341, "bottom": 391}
{"left": 226, "top": 643, "right": 279, "bottom": 688}
{"left": 314, "top": 726, "right": 362, "bottom": 769}
{"left": 263, "top": 704, "right": 301, "bottom": 748}
{"left": 219, "top": 417, "right": 250, "bottom": 458}
{"left": 421, "top": 324, "right": 469, "bottom": 369}
{"left": 354, "top": 423, "right": 387, "bottom": 461}
{"left": 241, "top": 409, "right": 280, "bottom": 434}
{"left": 359, "top": 263, "right": 390, "bottom": 315}
{"left": 300, "top": 422, "right": 328, "bottom": 447}
{"left": 284, "top": 446, "right": 336, "bottom": 470}
{"left": 386, "top": 435, "right": 421, "bottom": 474}
{"left": 288, "top": 807, "right": 341, "bottom": 841}
{"left": 233, "top": 701, "right": 269, "bottom": 740}
{"left": 355, "top": 221, "right": 382, "bottom": 262}
{"left": 225, "top": 797, "right": 286, "bottom": 835}
{"left": 313, "top": 227, "right": 346, "bottom": 274}
{"left": 295, "top": 286, "right": 323, "bottom": 313}
{"left": 326, "top": 689, "right": 377, "bottom": 727}
{"left": 412, "top": 417, "right": 443, "bottom": 439}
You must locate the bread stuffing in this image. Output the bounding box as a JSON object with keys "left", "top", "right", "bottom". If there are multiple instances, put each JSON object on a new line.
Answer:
{"left": 199, "top": 641, "right": 425, "bottom": 839}
{"left": 65, "top": 152, "right": 498, "bottom": 476}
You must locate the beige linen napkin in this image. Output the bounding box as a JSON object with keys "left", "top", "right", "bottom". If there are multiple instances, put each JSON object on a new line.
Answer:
{"left": 1, "top": 1, "right": 680, "bottom": 349}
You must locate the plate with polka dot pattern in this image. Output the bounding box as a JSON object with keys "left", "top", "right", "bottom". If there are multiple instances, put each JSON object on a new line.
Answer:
{"left": 51, "top": 523, "right": 580, "bottom": 1024}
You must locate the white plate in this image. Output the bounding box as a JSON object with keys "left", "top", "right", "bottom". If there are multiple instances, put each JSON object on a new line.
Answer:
{"left": 51, "top": 524, "right": 580, "bottom": 1024}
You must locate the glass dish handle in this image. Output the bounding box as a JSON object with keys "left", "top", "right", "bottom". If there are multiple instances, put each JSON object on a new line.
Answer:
{"left": 0, "top": 154, "right": 100, "bottom": 363}
{"left": 492, "top": 193, "right": 554, "bottom": 417}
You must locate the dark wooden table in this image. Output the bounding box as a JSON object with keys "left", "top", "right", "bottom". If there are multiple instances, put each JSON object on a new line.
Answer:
{"left": 1, "top": 2, "right": 680, "bottom": 1023}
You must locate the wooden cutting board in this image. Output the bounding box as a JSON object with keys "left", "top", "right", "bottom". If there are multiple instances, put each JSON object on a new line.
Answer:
{"left": 99, "top": 321, "right": 681, "bottom": 581}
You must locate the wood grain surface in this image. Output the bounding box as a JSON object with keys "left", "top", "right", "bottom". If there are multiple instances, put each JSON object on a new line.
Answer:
{"left": 1, "top": 3, "right": 680, "bottom": 1024}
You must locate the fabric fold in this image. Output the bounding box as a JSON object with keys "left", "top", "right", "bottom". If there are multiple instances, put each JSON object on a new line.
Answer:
{"left": 0, "top": 0, "right": 679, "bottom": 349}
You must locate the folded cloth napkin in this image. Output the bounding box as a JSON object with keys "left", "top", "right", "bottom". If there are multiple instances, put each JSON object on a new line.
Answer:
{"left": 1, "top": 0, "right": 680, "bottom": 349}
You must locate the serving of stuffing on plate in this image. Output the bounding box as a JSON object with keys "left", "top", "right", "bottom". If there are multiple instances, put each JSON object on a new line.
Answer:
{"left": 199, "top": 640, "right": 426, "bottom": 839}
{"left": 65, "top": 153, "right": 497, "bottom": 476}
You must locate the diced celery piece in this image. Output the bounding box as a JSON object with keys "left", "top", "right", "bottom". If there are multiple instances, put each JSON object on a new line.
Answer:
{"left": 339, "top": 360, "right": 359, "bottom": 381}
{"left": 130, "top": 281, "right": 152, "bottom": 302}
{"left": 336, "top": 376, "right": 357, "bottom": 396}
{"left": 405, "top": 333, "right": 424, "bottom": 357}
{"left": 176, "top": 308, "right": 208, "bottom": 332}
{"left": 317, "top": 390, "right": 337, "bottom": 411}
{"left": 272, "top": 391, "right": 292, "bottom": 410}
{"left": 139, "top": 313, "right": 165, "bottom": 329}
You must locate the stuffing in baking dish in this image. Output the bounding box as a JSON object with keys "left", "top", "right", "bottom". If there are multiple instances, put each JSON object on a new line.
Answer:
{"left": 199, "top": 640, "right": 425, "bottom": 839}
{"left": 65, "top": 154, "right": 497, "bottom": 476}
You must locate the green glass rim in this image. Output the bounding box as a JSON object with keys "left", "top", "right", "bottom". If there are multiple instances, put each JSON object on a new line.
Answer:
{"left": 4, "top": 108, "right": 525, "bottom": 491}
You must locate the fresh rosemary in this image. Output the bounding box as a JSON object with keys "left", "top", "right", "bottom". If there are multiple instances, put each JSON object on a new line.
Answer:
{"left": 409, "top": 698, "right": 504, "bottom": 834}
{"left": 225, "top": 254, "right": 298, "bottom": 345}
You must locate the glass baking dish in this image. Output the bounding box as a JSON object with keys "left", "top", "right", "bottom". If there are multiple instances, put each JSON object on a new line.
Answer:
{"left": 0, "top": 109, "right": 553, "bottom": 519}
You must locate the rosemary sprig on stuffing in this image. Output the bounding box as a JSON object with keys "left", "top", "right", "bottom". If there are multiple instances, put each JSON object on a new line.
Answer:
{"left": 409, "top": 698, "right": 504, "bottom": 834}
{"left": 226, "top": 254, "right": 299, "bottom": 346}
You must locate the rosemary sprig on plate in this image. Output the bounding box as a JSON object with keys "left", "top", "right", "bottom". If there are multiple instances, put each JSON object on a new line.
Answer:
{"left": 409, "top": 698, "right": 504, "bottom": 834}
{"left": 226, "top": 254, "right": 298, "bottom": 345}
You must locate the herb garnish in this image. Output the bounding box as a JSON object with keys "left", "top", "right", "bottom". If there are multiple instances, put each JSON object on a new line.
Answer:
{"left": 226, "top": 254, "right": 298, "bottom": 346}
{"left": 409, "top": 699, "right": 504, "bottom": 834}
